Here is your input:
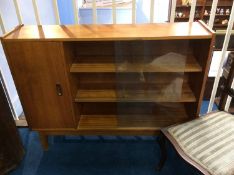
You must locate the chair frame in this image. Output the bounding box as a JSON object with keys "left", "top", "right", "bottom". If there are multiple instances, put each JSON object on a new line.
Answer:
{"left": 157, "top": 52, "right": 234, "bottom": 175}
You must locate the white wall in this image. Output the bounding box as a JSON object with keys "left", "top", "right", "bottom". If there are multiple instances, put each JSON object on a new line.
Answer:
{"left": 0, "top": 0, "right": 57, "bottom": 118}
{"left": 18, "top": 0, "right": 56, "bottom": 24}
{"left": 209, "top": 51, "right": 230, "bottom": 77}
{"left": 0, "top": 0, "right": 21, "bottom": 117}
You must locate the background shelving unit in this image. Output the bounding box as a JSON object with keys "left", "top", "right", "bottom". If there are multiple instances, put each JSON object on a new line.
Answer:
{"left": 173, "top": 0, "right": 233, "bottom": 30}
{"left": 203, "top": 0, "right": 233, "bottom": 30}
{"left": 199, "top": 0, "right": 233, "bottom": 100}
{"left": 171, "top": 0, "right": 233, "bottom": 53}
{"left": 174, "top": 0, "right": 206, "bottom": 22}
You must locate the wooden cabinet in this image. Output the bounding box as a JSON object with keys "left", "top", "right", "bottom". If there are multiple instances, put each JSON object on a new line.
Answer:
{"left": 2, "top": 41, "right": 77, "bottom": 129}
{"left": 1, "top": 22, "right": 215, "bottom": 149}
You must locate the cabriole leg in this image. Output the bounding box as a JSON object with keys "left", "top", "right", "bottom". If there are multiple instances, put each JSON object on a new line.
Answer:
{"left": 156, "top": 132, "right": 167, "bottom": 171}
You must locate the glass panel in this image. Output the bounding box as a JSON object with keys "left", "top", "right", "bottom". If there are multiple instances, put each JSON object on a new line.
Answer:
{"left": 71, "top": 39, "right": 197, "bottom": 129}
{"left": 114, "top": 40, "right": 191, "bottom": 128}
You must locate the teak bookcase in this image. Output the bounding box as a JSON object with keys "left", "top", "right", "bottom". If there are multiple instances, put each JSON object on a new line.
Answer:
{"left": 1, "top": 21, "right": 215, "bottom": 150}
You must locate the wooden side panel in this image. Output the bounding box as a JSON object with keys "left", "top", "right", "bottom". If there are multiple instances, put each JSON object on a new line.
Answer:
{"left": 73, "top": 40, "right": 193, "bottom": 57}
{"left": 62, "top": 42, "right": 80, "bottom": 125}
{"left": 2, "top": 41, "right": 76, "bottom": 129}
{"left": 186, "top": 38, "right": 215, "bottom": 117}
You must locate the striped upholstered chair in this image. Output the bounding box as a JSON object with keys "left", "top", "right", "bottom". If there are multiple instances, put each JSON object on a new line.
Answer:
{"left": 157, "top": 59, "right": 234, "bottom": 175}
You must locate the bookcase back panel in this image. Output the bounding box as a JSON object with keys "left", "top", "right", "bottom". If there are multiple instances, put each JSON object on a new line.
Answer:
{"left": 77, "top": 73, "right": 189, "bottom": 89}
{"left": 69, "top": 40, "right": 203, "bottom": 74}
{"left": 81, "top": 102, "right": 190, "bottom": 115}
{"left": 73, "top": 40, "right": 193, "bottom": 58}
{"left": 75, "top": 74, "right": 195, "bottom": 102}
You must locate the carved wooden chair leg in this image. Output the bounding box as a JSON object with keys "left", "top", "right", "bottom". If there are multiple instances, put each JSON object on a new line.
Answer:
{"left": 39, "top": 132, "right": 49, "bottom": 151}
{"left": 156, "top": 132, "right": 167, "bottom": 171}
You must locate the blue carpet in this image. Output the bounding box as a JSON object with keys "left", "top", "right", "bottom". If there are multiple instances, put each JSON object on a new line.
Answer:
{"left": 10, "top": 101, "right": 217, "bottom": 175}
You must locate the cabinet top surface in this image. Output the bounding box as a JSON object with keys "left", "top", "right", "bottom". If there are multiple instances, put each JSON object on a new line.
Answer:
{"left": 2, "top": 22, "right": 213, "bottom": 41}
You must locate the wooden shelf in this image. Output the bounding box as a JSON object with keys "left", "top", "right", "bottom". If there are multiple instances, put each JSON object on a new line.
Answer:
{"left": 203, "top": 14, "right": 230, "bottom": 17}
{"left": 77, "top": 104, "right": 190, "bottom": 135}
{"left": 206, "top": 1, "right": 232, "bottom": 7}
{"left": 176, "top": 5, "right": 204, "bottom": 8}
{"left": 175, "top": 17, "right": 201, "bottom": 19}
{"left": 214, "top": 24, "right": 228, "bottom": 27}
{"left": 175, "top": 17, "right": 189, "bottom": 20}
{"left": 214, "top": 48, "right": 234, "bottom": 51}
{"left": 70, "top": 55, "right": 202, "bottom": 73}
{"left": 75, "top": 83, "right": 196, "bottom": 103}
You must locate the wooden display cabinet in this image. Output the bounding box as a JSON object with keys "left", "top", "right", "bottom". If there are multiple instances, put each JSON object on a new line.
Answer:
{"left": 172, "top": 0, "right": 233, "bottom": 30}
{"left": 1, "top": 21, "right": 215, "bottom": 150}
{"left": 174, "top": 0, "right": 206, "bottom": 22}
{"left": 203, "top": 0, "right": 233, "bottom": 30}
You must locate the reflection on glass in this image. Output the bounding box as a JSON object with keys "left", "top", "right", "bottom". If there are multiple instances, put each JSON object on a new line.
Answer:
{"left": 114, "top": 40, "right": 189, "bottom": 127}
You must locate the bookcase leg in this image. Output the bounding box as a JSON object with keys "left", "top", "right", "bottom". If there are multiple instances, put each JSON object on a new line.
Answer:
{"left": 39, "top": 132, "right": 49, "bottom": 151}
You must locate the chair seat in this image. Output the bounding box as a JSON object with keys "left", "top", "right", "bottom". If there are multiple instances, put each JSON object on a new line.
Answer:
{"left": 167, "top": 111, "right": 234, "bottom": 175}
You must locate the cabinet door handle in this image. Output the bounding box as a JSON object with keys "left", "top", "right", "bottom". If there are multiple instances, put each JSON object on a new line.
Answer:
{"left": 56, "top": 83, "right": 63, "bottom": 96}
